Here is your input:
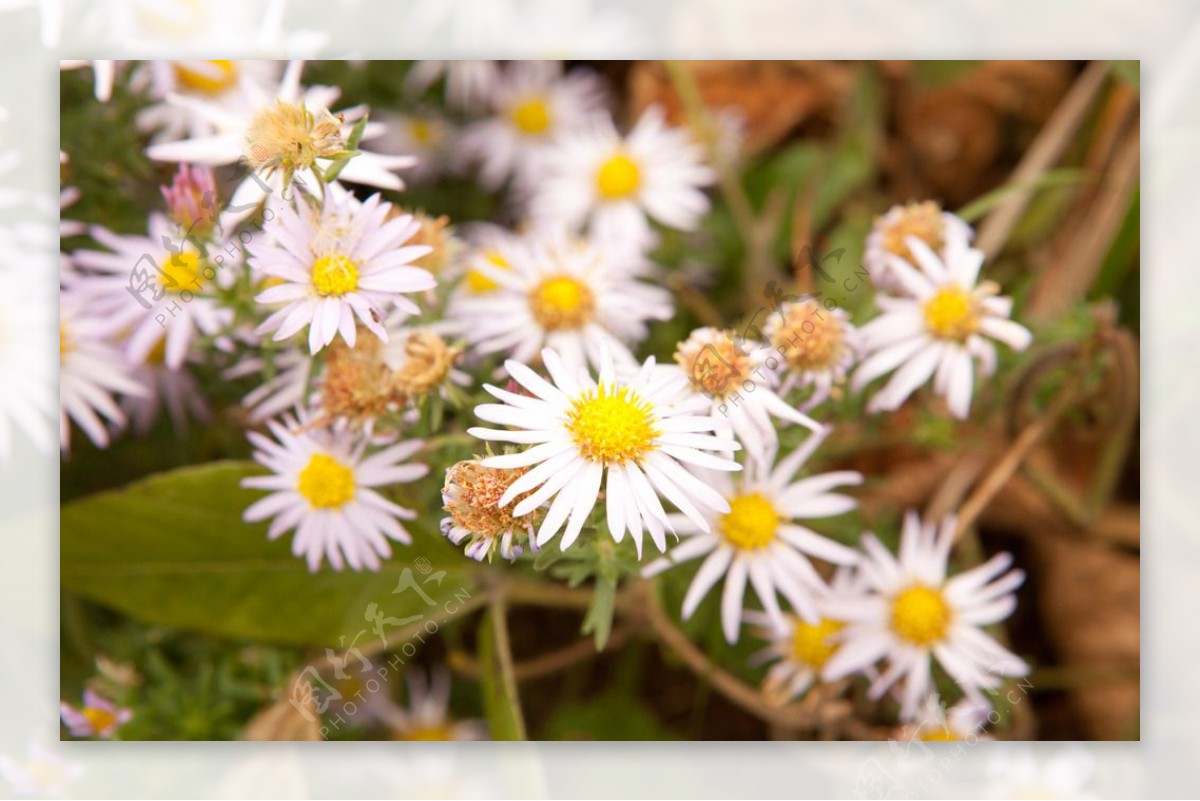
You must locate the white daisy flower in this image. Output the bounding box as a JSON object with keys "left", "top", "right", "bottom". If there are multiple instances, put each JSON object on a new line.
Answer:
{"left": 0, "top": 264, "right": 55, "bottom": 459}
{"left": 764, "top": 298, "right": 862, "bottom": 411}
{"left": 131, "top": 59, "right": 283, "bottom": 142}
{"left": 121, "top": 348, "right": 212, "bottom": 436}
{"left": 0, "top": 740, "right": 85, "bottom": 797}
{"left": 468, "top": 347, "right": 741, "bottom": 555}
{"left": 450, "top": 227, "right": 671, "bottom": 374}
{"left": 225, "top": 346, "right": 312, "bottom": 424}
{"left": 454, "top": 60, "right": 607, "bottom": 191}
{"left": 70, "top": 213, "right": 235, "bottom": 370}
{"left": 146, "top": 60, "right": 415, "bottom": 227}
{"left": 59, "top": 297, "right": 147, "bottom": 452}
{"left": 380, "top": 668, "right": 488, "bottom": 741}
{"left": 865, "top": 201, "right": 973, "bottom": 293}
{"left": 672, "top": 327, "right": 824, "bottom": 460}
{"left": 821, "top": 510, "right": 1030, "bottom": 721}
{"left": 405, "top": 60, "right": 501, "bottom": 113}
{"left": 241, "top": 414, "right": 429, "bottom": 572}
{"left": 376, "top": 109, "right": 454, "bottom": 183}
{"left": 531, "top": 105, "right": 715, "bottom": 249}
{"left": 248, "top": 189, "right": 435, "bottom": 354}
{"left": 895, "top": 693, "right": 992, "bottom": 742}
{"left": 852, "top": 235, "right": 1033, "bottom": 419}
{"left": 643, "top": 430, "right": 861, "bottom": 643}
{"left": 745, "top": 569, "right": 863, "bottom": 704}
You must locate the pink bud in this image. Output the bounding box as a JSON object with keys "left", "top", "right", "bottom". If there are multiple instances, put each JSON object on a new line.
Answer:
{"left": 161, "top": 164, "right": 218, "bottom": 235}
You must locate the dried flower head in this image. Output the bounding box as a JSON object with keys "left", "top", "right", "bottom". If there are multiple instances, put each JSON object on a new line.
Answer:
{"left": 318, "top": 335, "right": 406, "bottom": 425}
{"left": 243, "top": 100, "right": 351, "bottom": 186}
{"left": 864, "top": 200, "right": 973, "bottom": 293}
{"left": 441, "top": 459, "right": 541, "bottom": 561}
{"left": 389, "top": 330, "right": 463, "bottom": 398}
{"left": 405, "top": 211, "right": 457, "bottom": 277}
{"left": 673, "top": 328, "right": 755, "bottom": 400}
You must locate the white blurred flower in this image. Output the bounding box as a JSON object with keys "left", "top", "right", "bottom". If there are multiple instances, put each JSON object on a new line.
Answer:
{"left": 981, "top": 746, "right": 1096, "bottom": 799}
{"left": 853, "top": 235, "right": 1032, "bottom": 419}
{"left": 242, "top": 412, "right": 428, "bottom": 572}
{"left": 375, "top": 108, "right": 454, "bottom": 183}
{"left": 131, "top": 59, "right": 284, "bottom": 142}
{"left": 531, "top": 105, "right": 714, "bottom": 250}
{"left": 0, "top": 740, "right": 84, "bottom": 797}
{"left": 380, "top": 668, "right": 488, "bottom": 741}
{"left": 822, "top": 510, "right": 1029, "bottom": 721}
{"left": 449, "top": 227, "right": 671, "bottom": 375}
{"left": 454, "top": 60, "right": 607, "bottom": 191}
{"left": 643, "top": 429, "right": 861, "bottom": 642}
{"left": 894, "top": 693, "right": 991, "bottom": 742}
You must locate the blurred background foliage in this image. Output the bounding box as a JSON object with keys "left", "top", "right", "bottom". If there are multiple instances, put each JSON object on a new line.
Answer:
{"left": 60, "top": 59, "right": 1139, "bottom": 741}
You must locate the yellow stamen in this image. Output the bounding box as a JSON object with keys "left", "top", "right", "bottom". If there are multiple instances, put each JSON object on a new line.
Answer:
{"left": 890, "top": 584, "right": 952, "bottom": 646}
{"left": 923, "top": 286, "right": 980, "bottom": 342}
{"left": 719, "top": 492, "right": 779, "bottom": 550}
{"left": 529, "top": 275, "right": 595, "bottom": 330}
{"left": 510, "top": 97, "right": 552, "bottom": 135}
{"left": 392, "top": 723, "right": 453, "bottom": 741}
{"left": 81, "top": 706, "right": 117, "bottom": 733}
{"left": 297, "top": 453, "right": 356, "bottom": 509}
{"left": 161, "top": 251, "right": 203, "bottom": 294}
{"left": 312, "top": 254, "right": 360, "bottom": 297}
{"left": 790, "top": 617, "right": 844, "bottom": 669}
{"left": 466, "top": 250, "right": 509, "bottom": 294}
{"left": 595, "top": 153, "right": 641, "bottom": 200}
{"left": 174, "top": 60, "right": 238, "bottom": 94}
{"left": 566, "top": 384, "right": 660, "bottom": 465}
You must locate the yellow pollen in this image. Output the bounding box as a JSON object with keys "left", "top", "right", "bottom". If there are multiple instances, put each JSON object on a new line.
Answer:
{"left": 719, "top": 492, "right": 779, "bottom": 550}
{"left": 890, "top": 585, "right": 952, "bottom": 646}
{"left": 595, "top": 153, "right": 641, "bottom": 200}
{"left": 466, "top": 250, "right": 509, "bottom": 293}
{"left": 510, "top": 97, "right": 552, "bottom": 135}
{"left": 409, "top": 118, "right": 435, "bottom": 145}
{"left": 529, "top": 275, "right": 595, "bottom": 330}
{"left": 920, "top": 727, "right": 959, "bottom": 741}
{"left": 312, "top": 254, "right": 360, "bottom": 297}
{"left": 161, "top": 251, "right": 203, "bottom": 293}
{"left": 790, "top": 617, "right": 844, "bottom": 669}
{"left": 174, "top": 60, "right": 238, "bottom": 94}
{"left": 297, "top": 453, "right": 356, "bottom": 509}
{"left": 566, "top": 384, "right": 660, "bottom": 465}
{"left": 81, "top": 706, "right": 117, "bottom": 733}
{"left": 923, "top": 286, "right": 980, "bottom": 342}
{"left": 393, "top": 723, "right": 453, "bottom": 741}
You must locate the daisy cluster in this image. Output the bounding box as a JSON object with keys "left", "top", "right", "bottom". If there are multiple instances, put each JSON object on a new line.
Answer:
{"left": 58, "top": 60, "right": 1039, "bottom": 731}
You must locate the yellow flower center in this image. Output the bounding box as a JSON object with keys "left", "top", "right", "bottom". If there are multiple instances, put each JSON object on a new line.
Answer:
{"left": 161, "top": 251, "right": 203, "bottom": 293}
{"left": 466, "top": 250, "right": 509, "bottom": 294}
{"left": 510, "top": 97, "right": 552, "bottom": 135}
{"left": 59, "top": 321, "right": 71, "bottom": 361}
{"left": 595, "top": 153, "right": 641, "bottom": 200}
{"left": 312, "top": 254, "right": 360, "bottom": 297}
{"left": 81, "top": 706, "right": 117, "bottom": 733}
{"left": 393, "top": 723, "right": 454, "bottom": 741}
{"left": 890, "top": 584, "right": 952, "bottom": 646}
{"left": 409, "top": 118, "right": 436, "bottom": 145}
{"left": 566, "top": 384, "right": 660, "bottom": 465}
{"left": 296, "top": 453, "right": 356, "bottom": 509}
{"left": 790, "top": 617, "right": 844, "bottom": 669}
{"left": 174, "top": 60, "right": 238, "bottom": 94}
{"left": 920, "top": 727, "right": 959, "bottom": 741}
{"left": 719, "top": 492, "right": 779, "bottom": 550}
{"left": 923, "top": 286, "right": 980, "bottom": 342}
{"left": 529, "top": 275, "right": 595, "bottom": 331}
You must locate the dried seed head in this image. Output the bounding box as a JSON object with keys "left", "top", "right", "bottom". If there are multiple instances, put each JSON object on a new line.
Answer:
{"left": 389, "top": 330, "right": 462, "bottom": 398}
{"left": 441, "top": 459, "right": 540, "bottom": 561}
{"left": 244, "top": 100, "right": 350, "bottom": 184}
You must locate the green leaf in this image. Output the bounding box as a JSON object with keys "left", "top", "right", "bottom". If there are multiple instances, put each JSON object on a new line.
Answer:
{"left": 581, "top": 573, "right": 617, "bottom": 651}
{"left": 955, "top": 167, "right": 1086, "bottom": 223}
{"left": 476, "top": 605, "right": 526, "bottom": 740}
{"left": 61, "top": 461, "right": 478, "bottom": 646}
{"left": 323, "top": 115, "right": 370, "bottom": 183}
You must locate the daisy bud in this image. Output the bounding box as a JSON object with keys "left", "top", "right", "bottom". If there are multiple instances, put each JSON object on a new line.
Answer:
{"left": 161, "top": 164, "right": 217, "bottom": 235}
{"left": 243, "top": 100, "right": 351, "bottom": 185}
{"left": 864, "top": 200, "right": 973, "bottom": 293}
{"left": 441, "top": 459, "right": 540, "bottom": 562}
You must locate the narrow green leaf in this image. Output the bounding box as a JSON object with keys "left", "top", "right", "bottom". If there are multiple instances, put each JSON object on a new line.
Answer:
{"left": 477, "top": 603, "right": 526, "bottom": 740}
{"left": 323, "top": 115, "right": 370, "bottom": 183}
{"left": 61, "top": 461, "right": 476, "bottom": 646}
{"left": 956, "top": 168, "right": 1086, "bottom": 223}
{"left": 581, "top": 573, "right": 618, "bottom": 651}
